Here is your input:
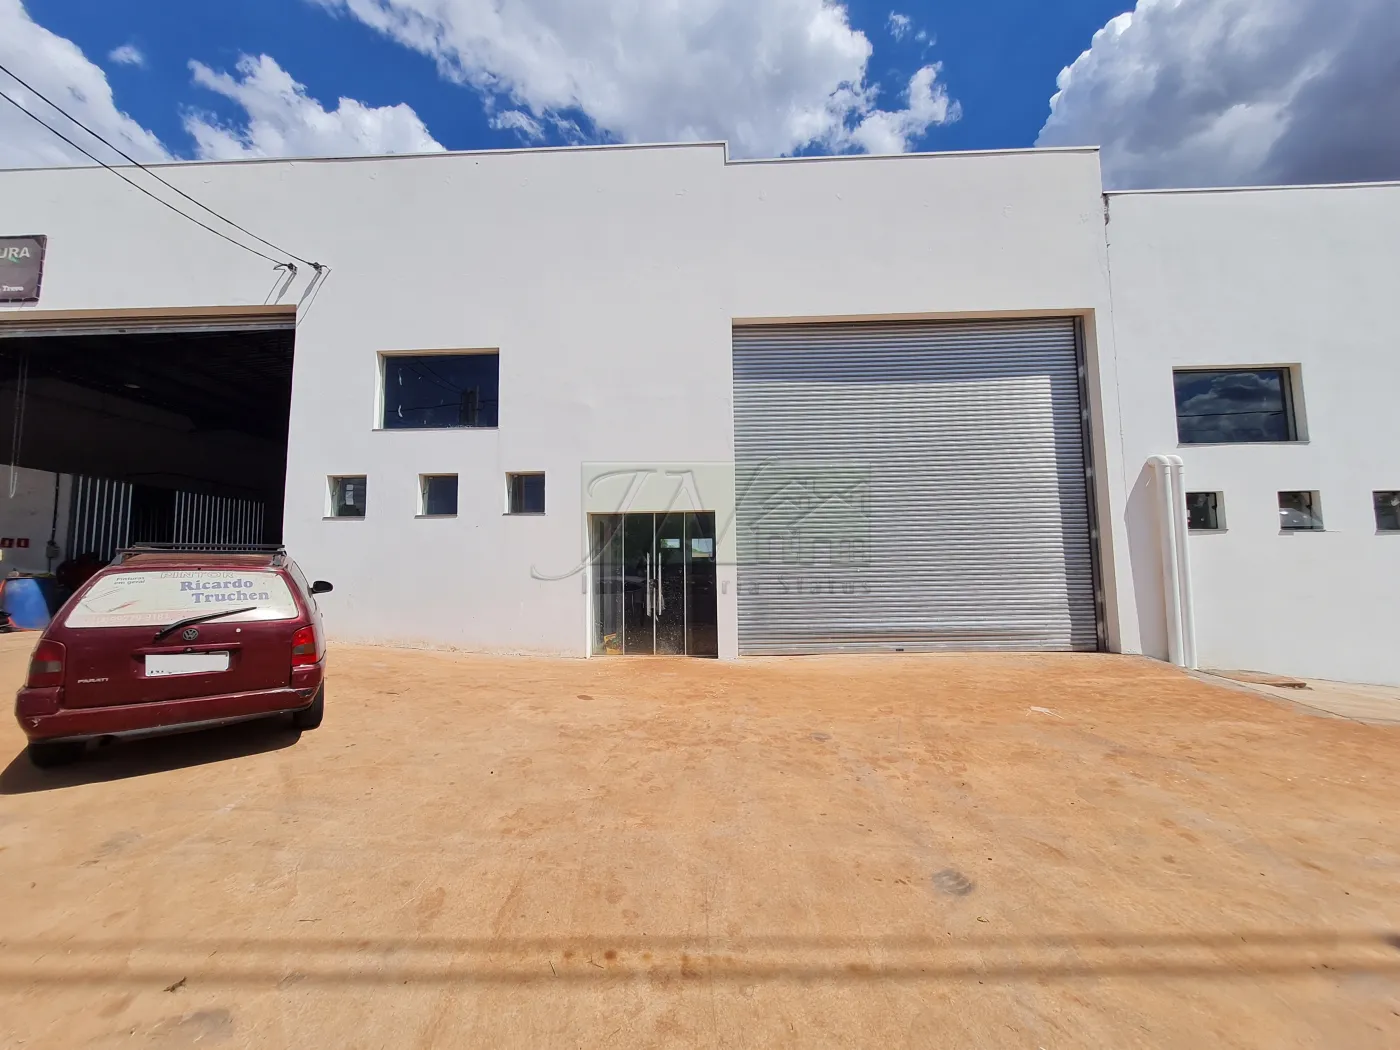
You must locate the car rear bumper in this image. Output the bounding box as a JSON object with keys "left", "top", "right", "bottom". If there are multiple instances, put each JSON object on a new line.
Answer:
{"left": 14, "top": 683, "right": 320, "bottom": 743}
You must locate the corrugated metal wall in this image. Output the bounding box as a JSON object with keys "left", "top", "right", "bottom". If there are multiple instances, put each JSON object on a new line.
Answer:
{"left": 67, "top": 477, "right": 264, "bottom": 560}
{"left": 66, "top": 476, "right": 132, "bottom": 562}
{"left": 173, "top": 491, "right": 264, "bottom": 546}
{"left": 732, "top": 317, "right": 1099, "bottom": 655}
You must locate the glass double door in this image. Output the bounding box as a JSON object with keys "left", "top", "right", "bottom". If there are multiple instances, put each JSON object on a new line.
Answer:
{"left": 592, "top": 512, "right": 717, "bottom": 657}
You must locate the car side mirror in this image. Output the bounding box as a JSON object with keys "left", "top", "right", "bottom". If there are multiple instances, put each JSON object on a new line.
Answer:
{"left": 310, "top": 580, "right": 334, "bottom": 595}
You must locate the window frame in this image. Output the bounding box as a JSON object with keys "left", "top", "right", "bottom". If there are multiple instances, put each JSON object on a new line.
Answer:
{"left": 1185, "top": 491, "right": 1225, "bottom": 532}
{"left": 418, "top": 473, "right": 460, "bottom": 518}
{"left": 505, "top": 472, "right": 546, "bottom": 516}
{"left": 327, "top": 475, "right": 367, "bottom": 519}
{"left": 1374, "top": 491, "right": 1400, "bottom": 534}
{"left": 376, "top": 349, "right": 501, "bottom": 432}
{"left": 1172, "top": 366, "right": 1301, "bottom": 446}
{"left": 1277, "top": 490, "right": 1324, "bottom": 532}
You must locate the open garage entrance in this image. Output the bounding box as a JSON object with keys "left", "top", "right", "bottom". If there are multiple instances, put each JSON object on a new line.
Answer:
{"left": 0, "top": 308, "right": 294, "bottom": 577}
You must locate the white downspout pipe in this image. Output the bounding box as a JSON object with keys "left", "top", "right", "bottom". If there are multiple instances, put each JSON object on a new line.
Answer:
{"left": 1148, "top": 456, "right": 1184, "bottom": 667}
{"left": 1167, "top": 456, "right": 1198, "bottom": 670}
{"left": 1147, "top": 455, "right": 1198, "bottom": 670}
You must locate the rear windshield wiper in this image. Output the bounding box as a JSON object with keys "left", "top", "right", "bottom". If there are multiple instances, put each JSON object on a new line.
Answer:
{"left": 153, "top": 606, "right": 257, "bottom": 642}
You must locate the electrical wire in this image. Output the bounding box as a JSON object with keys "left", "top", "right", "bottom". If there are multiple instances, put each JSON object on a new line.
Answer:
{"left": 264, "top": 263, "right": 299, "bottom": 305}
{"left": 297, "top": 264, "right": 327, "bottom": 308}
{"left": 8, "top": 351, "right": 29, "bottom": 499}
{"left": 0, "top": 60, "right": 321, "bottom": 270}
{"left": 295, "top": 264, "right": 331, "bottom": 327}
{"left": 0, "top": 88, "right": 286, "bottom": 266}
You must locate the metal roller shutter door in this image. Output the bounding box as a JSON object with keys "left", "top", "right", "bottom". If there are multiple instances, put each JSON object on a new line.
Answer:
{"left": 732, "top": 317, "right": 1099, "bottom": 655}
{"left": 0, "top": 308, "right": 295, "bottom": 339}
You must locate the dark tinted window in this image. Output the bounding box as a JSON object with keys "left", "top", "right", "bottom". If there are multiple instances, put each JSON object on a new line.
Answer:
{"left": 508, "top": 473, "right": 545, "bottom": 515}
{"left": 1375, "top": 492, "right": 1400, "bottom": 532}
{"left": 1173, "top": 368, "right": 1294, "bottom": 444}
{"left": 422, "top": 475, "right": 458, "bottom": 516}
{"left": 1186, "top": 492, "right": 1222, "bottom": 531}
{"left": 1279, "top": 491, "right": 1323, "bottom": 531}
{"left": 330, "top": 476, "right": 366, "bottom": 518}
{"left": 383, "top": 354, "right": 499, "bottom": 429}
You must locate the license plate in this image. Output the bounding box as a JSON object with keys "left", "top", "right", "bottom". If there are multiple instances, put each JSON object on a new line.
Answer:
{"left": 145, "top": 652, "right": 231, "bottom": 677}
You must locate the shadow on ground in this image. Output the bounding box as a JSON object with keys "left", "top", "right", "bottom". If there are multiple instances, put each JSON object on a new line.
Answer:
{"left": 0, "top": 717, "right": 300, "bottom": 795}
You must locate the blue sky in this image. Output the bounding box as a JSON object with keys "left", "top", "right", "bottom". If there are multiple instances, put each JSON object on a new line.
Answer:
{"left": 21, "top": 0, "right": 1127, "bottom": 156}
{"left": 3, "top": 1, "right": 1398, "bottom": 188}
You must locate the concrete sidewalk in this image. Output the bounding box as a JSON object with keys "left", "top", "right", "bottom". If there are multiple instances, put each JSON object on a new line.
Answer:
{"left": 1204, "top": 669, "right": 1400, "bottom": 726}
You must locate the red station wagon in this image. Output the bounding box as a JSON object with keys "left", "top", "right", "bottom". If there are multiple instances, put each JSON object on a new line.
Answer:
{"left": 13, "top": 546, "right": 331, "bottom": 768}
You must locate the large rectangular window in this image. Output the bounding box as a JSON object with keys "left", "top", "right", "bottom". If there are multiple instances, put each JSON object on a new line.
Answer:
{"left": 65, "top": 571, "right": 299, "bottom": 629}
{"left": 1173, "top": 368, "right": 1296, "bottom": 444}
{"left": 382, "top": 353, "right": 499, "bottom": 429}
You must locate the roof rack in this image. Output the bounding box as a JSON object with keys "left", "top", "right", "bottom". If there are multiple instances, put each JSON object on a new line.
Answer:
{"left": 115, "top": 543, "right": 287, "bottom": 566}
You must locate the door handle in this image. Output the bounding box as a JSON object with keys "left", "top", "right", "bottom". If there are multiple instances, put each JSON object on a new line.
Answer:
{"left": 655, "top": 557, "right": 665, "bottom": 617}
{"left": 644, "top": 553, "right": 652, "bottom": 618}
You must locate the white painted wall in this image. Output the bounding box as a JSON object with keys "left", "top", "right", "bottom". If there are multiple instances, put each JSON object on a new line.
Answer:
{"left": 1106, "top": 184, "right": 1400, "bottom": 685}
{"left": 0, "top": 144, "right": 1129, "bottom": 659}
{"left": 5, "top": 145, "right": 1392, "bottom": 681}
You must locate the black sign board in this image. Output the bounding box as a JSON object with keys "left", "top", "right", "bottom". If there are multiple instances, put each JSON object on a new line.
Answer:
{"left": 0, "top": 235, "right": 47, "bottom": 304}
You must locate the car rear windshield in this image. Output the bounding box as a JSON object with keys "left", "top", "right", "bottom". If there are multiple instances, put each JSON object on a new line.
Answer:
{"left": 63, "top": 570, "right": 300, "bottom": 629}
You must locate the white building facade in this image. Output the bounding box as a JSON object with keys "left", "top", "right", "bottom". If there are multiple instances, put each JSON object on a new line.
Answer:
{"left": 0, "top": 144, "right": 1394, "bottom": 685}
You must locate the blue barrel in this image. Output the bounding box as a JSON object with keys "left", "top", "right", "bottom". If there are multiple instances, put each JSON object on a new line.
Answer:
{"left": 0, "top": 575, "right": 65, "bottom": 631}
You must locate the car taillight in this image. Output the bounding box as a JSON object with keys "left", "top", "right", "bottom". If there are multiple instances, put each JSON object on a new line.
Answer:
{"left": 291, "top": 625, "right": 318, "bottom": 667}
{"left": 27, "top": 639, "right": 66, "bottom": 688}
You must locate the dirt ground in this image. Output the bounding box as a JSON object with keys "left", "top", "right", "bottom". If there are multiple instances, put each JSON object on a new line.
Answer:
{"left": 1, "top": 637, "right": 1399, "bottom": 1049}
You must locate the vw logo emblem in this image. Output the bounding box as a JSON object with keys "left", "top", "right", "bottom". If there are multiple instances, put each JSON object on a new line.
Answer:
{"left": 181, "top": 628, "right": 200, "bottom": 642}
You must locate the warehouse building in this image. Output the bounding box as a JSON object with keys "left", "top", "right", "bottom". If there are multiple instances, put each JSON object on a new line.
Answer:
{"left": 0, "top": 143, "right": 1396, "bottom": 685}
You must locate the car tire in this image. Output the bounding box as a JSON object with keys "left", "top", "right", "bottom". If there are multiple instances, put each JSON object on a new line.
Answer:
{"left": 292, "top": 686, "right": 324, "bottom": 731}
{"left": 27, "top": 740, "right": 85, "bottom": 768}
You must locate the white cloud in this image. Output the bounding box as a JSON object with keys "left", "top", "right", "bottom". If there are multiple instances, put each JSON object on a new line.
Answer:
{"left": 888, "top": 12, "right": 911, "bottom": 41}
{"left": 108, "top": 43, "right": 146, "bottom": 68}
{"left": 489, "top": 108, "right": 544, "bottom": 141}
{"left": 185, "top": 53, "right": 445, "bottom": 160}
{"left": 0, "top": 0, "right": 170, "bottom": 167}
{"left": 845, "top": 64, "right": 959, "bottom": 155}
{"left": 1037, "top": 0, "right": 1400, "bottom": 189}
{"left": 312, "top": 0, "right": 959, "bottom": 157}
{"left": 0, "top": 1, "right": 442, "bottom": 170}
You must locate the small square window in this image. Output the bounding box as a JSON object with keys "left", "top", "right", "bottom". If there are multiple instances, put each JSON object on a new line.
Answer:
{"left": 1186, "top": 491, "right": 1224, "bottom": 531}
{"left": 507, "top": 473, "right": 545, "bottom": 515}
{"left": 1375, "top": 491, "right": 1400, "bottom": 532}
{"left": 420, "top": 475, "right": 458, "bottom": 517}
{"left": 329, "top": 476, "right": 367, "bottom": 518}
{"left": 1173, "top": 368, "right": 1297, "bottom": 444}
{"left": 1278, "top": 491, "right": 1323, "bottom": 531}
